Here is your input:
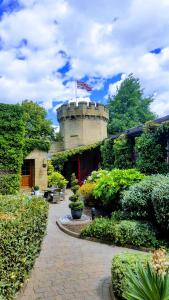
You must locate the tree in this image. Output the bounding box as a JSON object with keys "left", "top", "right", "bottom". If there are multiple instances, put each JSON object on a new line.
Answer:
{"left": 108, "top": 74, "right": 156, "bottom": 134}
{"left": 21, "top": 100, "right": 53, "bottom": 155}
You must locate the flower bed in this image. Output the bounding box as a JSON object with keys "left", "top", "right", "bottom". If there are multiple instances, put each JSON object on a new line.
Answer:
{"left": 0, "top": 194, "right": 48, "bottom": 300}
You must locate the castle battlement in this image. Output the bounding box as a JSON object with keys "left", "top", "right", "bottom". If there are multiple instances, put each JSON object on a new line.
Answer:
{"left": 57, "top": 101, "right": 109, "bottom": 122}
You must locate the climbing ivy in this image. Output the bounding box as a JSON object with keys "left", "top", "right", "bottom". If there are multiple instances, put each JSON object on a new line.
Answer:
{"left": 100, "top": 138, "right": 115, "bottom": 170}
{"left": 136, "top": 121, "right": 168, "bottom": 174}
{"left": 113, "top": 134, "right": 133, "bottom": 169}
{"left": 0, "top": 104, "right": 25, "bottom": 194}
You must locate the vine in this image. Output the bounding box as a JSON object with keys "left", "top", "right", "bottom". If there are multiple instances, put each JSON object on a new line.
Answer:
{"left": 113, "top": 134, "right": 133, "bottom": 169}
{"left": 136, "top": 121, "right": 168, "bottom": 174}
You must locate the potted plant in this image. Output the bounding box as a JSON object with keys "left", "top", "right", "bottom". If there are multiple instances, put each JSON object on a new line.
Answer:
{"left": 33, "top": 185, "right": 40, "bottom": 196}
{"left": 69, "top": 193, "right": 84, "bottom": 219}
{"left": 69, "top": 173, "right": 84, "bottom": 219}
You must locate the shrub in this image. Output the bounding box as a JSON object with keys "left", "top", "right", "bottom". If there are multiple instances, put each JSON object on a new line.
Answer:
{"left": 113, "top": 220, "right": 157, "bottom": 248}
{"left": 78, "top": 182, "right": 96, "bottom": 206}
{"left": 81, "top": 217, "right": 115, "bottom": 241}
{"left": 121, "top": 175, "right": 169, "bottom": 220}
{"left": 152, "top": 182, "right": 169, "bottom": 232}
{"left": 86, "top": 169, "right": 109, "bottom": 183}
{"left": 48, "top": 171, "right": 68, "bottom": 189}
{"left": 93, "top": 169, "right": 144, "bottom": 210}
{"left": 111, "top": 253, "right": 150, "bottom": 299}
{"left": 81, "top": 218, "right": 158, "bottom": 248}
{"left": 0, "top": 194, "right": 48, "bottom": 300}
{"left": 0, "top": 174, "right": 20, "bottom": 195}
{"left": 70, "top": 173, "right": 79, "bottom": 194}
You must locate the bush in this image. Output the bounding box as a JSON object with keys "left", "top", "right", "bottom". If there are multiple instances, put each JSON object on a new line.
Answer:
{"left": 0, "top": 194, "right": 48, "bottom": 299}
{"left": 78, "top": 182, "right": 96, "bottom": 206}
{"left": 113, "top": 220, "right": 157, "bottom": 248}
{"left": 81, "top": 218, "right": 115, "bottom": 241}
{"left": 121, "top": 175, "right": 169, "bottom": 220}
{"left": 152, "top": 182, "right": 169, "bottom": 232}
{"left": 81, "top": 218, "right": 158, "bottom": 248}
{"left": 48, "top": 171, "right": 68, "bottom": 189}
{"left": 0, "top": 174, "right": 20, "bottom": 195}
{"left": 93, "top": 169, "right": 144, "bottom": 210}
{"left": 100, "top": 138, "right": 115, "bottom": 170}
{"left": 86, "top": 169, "right": 109, "bottom": 183}
{"left": 111, "top": 253, "right": 150, "bottom": 299}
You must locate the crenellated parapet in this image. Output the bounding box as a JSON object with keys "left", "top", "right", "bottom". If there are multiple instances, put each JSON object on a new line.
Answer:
{"left": 57, "top": 101, "right": 109, "bottom": 122}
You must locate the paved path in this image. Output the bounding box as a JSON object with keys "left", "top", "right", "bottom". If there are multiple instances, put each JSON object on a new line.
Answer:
{"left": 17, "top": 190, "right": 134, "bottom": 300}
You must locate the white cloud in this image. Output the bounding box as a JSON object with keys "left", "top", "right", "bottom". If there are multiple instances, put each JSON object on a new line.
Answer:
{"left": 0, "top": 0, "right": 169, "bottom": 116}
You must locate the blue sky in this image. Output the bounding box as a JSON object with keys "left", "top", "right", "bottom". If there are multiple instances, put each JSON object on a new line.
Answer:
{"left": 0, "top": 0, "right": 169, "bottom": 124}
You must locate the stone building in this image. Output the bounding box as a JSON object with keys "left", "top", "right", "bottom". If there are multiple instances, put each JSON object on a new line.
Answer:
{"left": 21, "top": 101, "right": 109, "bottom": 190}
{"left": 57, "top": 101, "right": 108, "bottom": 150}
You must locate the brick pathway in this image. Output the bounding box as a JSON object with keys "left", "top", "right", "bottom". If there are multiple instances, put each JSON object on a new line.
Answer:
{"left": 17, "top": 190, "right": 134, "bottom": 300}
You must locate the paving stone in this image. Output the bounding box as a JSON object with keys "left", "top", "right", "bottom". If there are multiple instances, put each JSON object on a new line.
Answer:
{"left": 17, "top": 189, "right": 137, "bottom": 300}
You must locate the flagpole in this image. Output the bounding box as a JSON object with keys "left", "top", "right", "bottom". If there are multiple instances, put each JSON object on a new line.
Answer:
{"left": 75, "top": 80, "right": 78, "bottom": 105}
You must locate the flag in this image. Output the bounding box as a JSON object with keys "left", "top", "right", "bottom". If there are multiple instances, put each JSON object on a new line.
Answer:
{"left": 77, "top": 80, "right": 92, "bottom": 92}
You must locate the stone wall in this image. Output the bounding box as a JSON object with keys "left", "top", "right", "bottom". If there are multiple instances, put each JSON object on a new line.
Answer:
{"left": 25, "top": 149, "right": 48, "bottom": 190}
{"left": 57, "top": 102, "right": 109, "bottom": 150}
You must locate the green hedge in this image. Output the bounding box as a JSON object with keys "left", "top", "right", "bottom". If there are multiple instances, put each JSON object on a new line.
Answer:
{"left": 0, "top": 194, "right": 48, "bottom": 299}
{"left": 152, "top": 182, "right": 169, "bottom": 232}
{"left": 81, "top": 218, "right": 158, "bottom": 248}
{"left": 111, "top": 253, "right": 150, "bottom": 299}
{"left": 0, "top": 104, "right": 25, "bottom": 194}
{"left": 0, "top": 174, "right": 20, "bottom": 195}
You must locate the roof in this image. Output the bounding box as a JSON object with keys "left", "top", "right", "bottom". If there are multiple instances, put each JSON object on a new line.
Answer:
{"left": 110, "top": 114, "right": 169, "bottom": 139}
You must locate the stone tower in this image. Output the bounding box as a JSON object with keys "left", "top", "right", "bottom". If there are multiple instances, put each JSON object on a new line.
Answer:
{"left": 57, "top": 101, "right": 109, "bottom": 150}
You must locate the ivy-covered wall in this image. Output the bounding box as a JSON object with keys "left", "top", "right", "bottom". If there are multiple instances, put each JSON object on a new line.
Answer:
{"left": 0, "top": 104, "right": 25, "bottom": 194}
{"left": 101, "top": 120, "right": 169, "bottom": 175}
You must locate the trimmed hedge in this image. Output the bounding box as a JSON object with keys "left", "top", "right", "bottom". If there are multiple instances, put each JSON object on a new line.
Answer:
{"left": 121, "top": 175, "right": 169, "bottom": 220}
{"left": 80, "top": 218, "right": 158, "bottom": 248}
{"left": 0, "top": 174, "right": 20, "bottom": 195}
{"left": 0, "top": 194, "right": 48, "bottom": 299}
{"left": 0, "top": 104, "right": 25, "bottom": 194}
{"left": 152, "top": 182, "right": 169, "bottom": 232}
{"left": 111, "top": 253, "right": 150, "bottom": 299}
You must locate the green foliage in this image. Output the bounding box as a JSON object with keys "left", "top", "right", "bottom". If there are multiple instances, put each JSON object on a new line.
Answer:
{"left": 152, "top": 182, "right": 169, "bottom": 232}
{"left": 52, "top": 142, "right": 100, "bottom": 172}
{"left": 86, "top": 169, "right": 109, "bottom": 183}
{"left": 93, "top": 169, "right": 144, "bottom": 210}
{"left": 124, "top": 263, "right": 169, "bottom": 300}
{"left": 81, "top": 217, "right": 115, "bottom": 241}
{"left": 70, "top": 173, "right": 79, "bottom": 194}
{"left": 0, "top": 194, "right": 48, "bottom": 299}
{"left": 113, "top": 134, "right": 133, "bottom": 169}
{"left": 100, "top": 138, "right": 115, "bottom": 169}
{"left": 21, "top": 100, "right": 53, "bottom": 156}
{"left": 0, "top": 104, "right": 25, "bottom": 173}
{"left": 113, "top": 220, "right": 157, "bottom": 248}
{"left": 121, "top": 175, "right": 169, "bottom": 220}
{"left": 135, "top": 121, "right": 169, "bottom": 174}
{"left": 0, "top": 104, "right": 25, "bottom": 194}
{"left": 48, "top": 171, "right": 68, "bottom": 189}
{"left": 0, "top": 175, "right": 20, "bottom": 195}
{"left": 69, "top": 174, "right": 84, "bottom": 210}
{"left": 69, "top": 200, "right": 84, "bottom": 210}
{"left": 108, "top": 74, "right": 155, "bottom": 135}
{"left": 81, "top": 218, "right": 158, "bottom": 248}
{"left": 111, "top": 253, "right": 151, "bottom": 299}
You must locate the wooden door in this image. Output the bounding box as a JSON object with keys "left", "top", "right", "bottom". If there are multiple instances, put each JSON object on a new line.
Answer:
{"left": 21, "top": 160, "right": 34, "bottom": 187}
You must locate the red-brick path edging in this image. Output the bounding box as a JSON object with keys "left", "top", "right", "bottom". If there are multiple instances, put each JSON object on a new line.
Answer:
{"left": 17, "top": 190, "right": 137, "bottom": 300}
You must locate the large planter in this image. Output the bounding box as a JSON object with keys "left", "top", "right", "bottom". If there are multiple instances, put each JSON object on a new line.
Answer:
{"left": 71, "top": 208, "right": 83, "bottom": 219}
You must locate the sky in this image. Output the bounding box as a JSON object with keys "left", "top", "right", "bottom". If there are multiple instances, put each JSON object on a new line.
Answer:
{"left": 0, "top": 0, "right": 169, "bottom": 124}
